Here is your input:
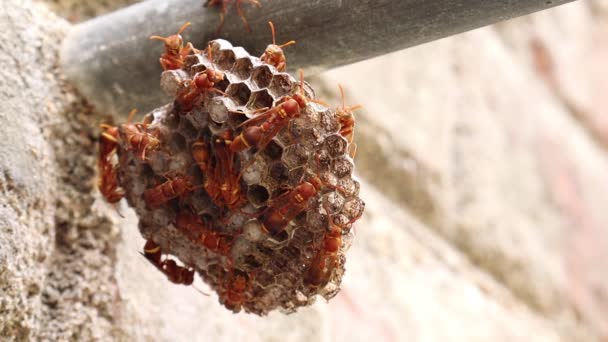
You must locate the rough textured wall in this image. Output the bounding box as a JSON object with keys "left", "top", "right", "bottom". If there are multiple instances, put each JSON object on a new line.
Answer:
{"left": 0, "top": 3, "right": 59, "bottom": 338}
{"left": 0, "top": 1, "right": 124, "bottom": 340}
{"left": 319, "top": 1, "right": 608, "bottom": 339}
{"left": 0, "top": 0, "right": 606, "bottom": 341}
{"left": 46, "top": 0, "right": 141, "bottom": 22}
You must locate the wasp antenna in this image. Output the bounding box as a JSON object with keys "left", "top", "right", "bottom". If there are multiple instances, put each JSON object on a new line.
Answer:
{"left": 268, "top": 21, "right": 277, "bottom": 45}
{"left": 113, "top": 203, "right": 125, "bottom": 218}
{"left": 207, "top": 44, "right": 214, "bottom": 63}
{"left": 278, "top": 40, "right": 296, "bottom": 49}
{"left": 127, "top": 108, "right": 137, "bottom": 123}
{"left": 193, "top": 284, "right": 211, "bottom": 296}
{"left": 338, "top": 84, "right": 346, "bottom": 109}
{"left": 298, "top": 69, "right": 305, "bottom": 94}
{"left": 178, "top": 21, "right": 192, "bottom": 35}
{"left": 149, "top": 35, "right": 168, "bottom": 42}
{"left": 101, "top": 132, "right": 118, "bottom": 143}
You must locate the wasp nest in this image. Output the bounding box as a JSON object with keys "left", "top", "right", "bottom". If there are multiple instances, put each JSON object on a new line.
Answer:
{"left": 108, "top": 39, "right": 364, "bottom": 315}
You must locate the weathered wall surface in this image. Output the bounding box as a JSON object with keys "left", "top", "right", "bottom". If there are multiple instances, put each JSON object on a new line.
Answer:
{"left": 0, "top": 3, "right": 60, "bottom": 337}
{"left": 0, "top": 0, "right": 606, "bottom": 341}
{"left": 0, "top": 1, "right": 123, "bottom": 340}
{"left": 318, "top": 1, "right": 608, "bottom": 339}
{"left": 46, "top": 0, "right": 140, "bottom": 21}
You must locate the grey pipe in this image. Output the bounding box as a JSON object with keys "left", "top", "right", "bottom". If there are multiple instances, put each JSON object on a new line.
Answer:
{"left": 60, "top": 0, "right": 576, "bottom": 116}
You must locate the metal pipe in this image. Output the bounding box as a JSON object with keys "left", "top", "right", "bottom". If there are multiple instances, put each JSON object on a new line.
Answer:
{"left": 60, "top": 0, "right": 576, "bottom": 116}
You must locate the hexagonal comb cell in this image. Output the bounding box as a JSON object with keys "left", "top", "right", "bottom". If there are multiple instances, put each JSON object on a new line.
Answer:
{"left": 178, "top": 117, "right": 198, "bottom": 140}
{"left": 249, "top": 89, "right": 274, "bottom": 110}
{"left": 225, "top": 82, "right": 252, "bottom": 106}
{"left": 287, "top": 118, "right": 309, "bottom": 140}
{"left": 263, "top": 138, "right": 284, "bottom": 160}
{"left": 232, "top": 58, "right": 254, "bottom": 80}
{"left": 324, "top": 134, "right": 348, "bottom": 158}
{"left": 331, "top": 214, "right": 352, "bottom": 234}
{"left": 332, "top": 156, "right": 354, "bottom": 178}
{"left": 287, "top": 166, "right": 306, "bottom": 185}
{"left": 160, "top": 69, "right": 189, "bottom": 97}
{"left": 207, "top": 96, "right": 232, "bottom": 124}
{"left": 269, "top": 162, "right": 289, "bottom": 182}
{"left": 306, "top": 209, "right": 329, "bottom": 233}
{"left": 251, "top": 65, "right": 273, "bottom": 89}
{"left": 242, "top": 253, "right": 265, "bottom": 271}
{"left": 298, "top": 80, "right": 316, "bottom": 100}
{"left": 247, "top": 184, "right": 270, "bottom": 207}
{"left": 215, "top": 77, "right": 230, "bottom": 93}
{"left": 241, "top": 156, "right": 265, "bottom": 185}
{"left": 109, "top": 38, "right": 364, "bottom": 316}
{"left": 342, "top": 197, "right": 365, "bottom": 222}
{"left": 282, "top": 144, "right": 308, "bottom": 169}
{"left": 183, "top": 54, "right": 206, "bottom": 73}
{"left": 186, "top": 108, "right": 209, "bottom": 128}
{"left": 338, "top": 177, "right": 360, "bottom": 198}
{"left": 268, "top": 73, "right": 294, "bottom": 98}
{"left": 314, "top": 150, "right": 332, "bottom": 170}
{"left": 227, "top": 109, "right": 248, "bottom": 127}
{"left": 319, "top": 110, "right": 341, "bottom": 134}
{"left": 322, "top": 192, "right": 345, "bottom": 215}
{"left": 214, "top": 49, "right": 236, "bottom": 70}
{"left": 189, "top": 63, "right": 208, "bottom": 76}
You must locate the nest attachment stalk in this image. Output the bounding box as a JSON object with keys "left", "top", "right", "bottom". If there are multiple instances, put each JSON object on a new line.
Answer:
{"left": 60, "top": 0, "right": 575, "bottom": 116}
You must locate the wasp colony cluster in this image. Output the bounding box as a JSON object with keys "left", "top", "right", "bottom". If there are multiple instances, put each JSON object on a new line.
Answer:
{"left": 98, "top": 26, "right": 364, "bottom": 315}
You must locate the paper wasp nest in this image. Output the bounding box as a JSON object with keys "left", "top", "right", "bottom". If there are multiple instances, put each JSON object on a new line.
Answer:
{"left": 114, "top": 39, "right": 364, "bottom": 315}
